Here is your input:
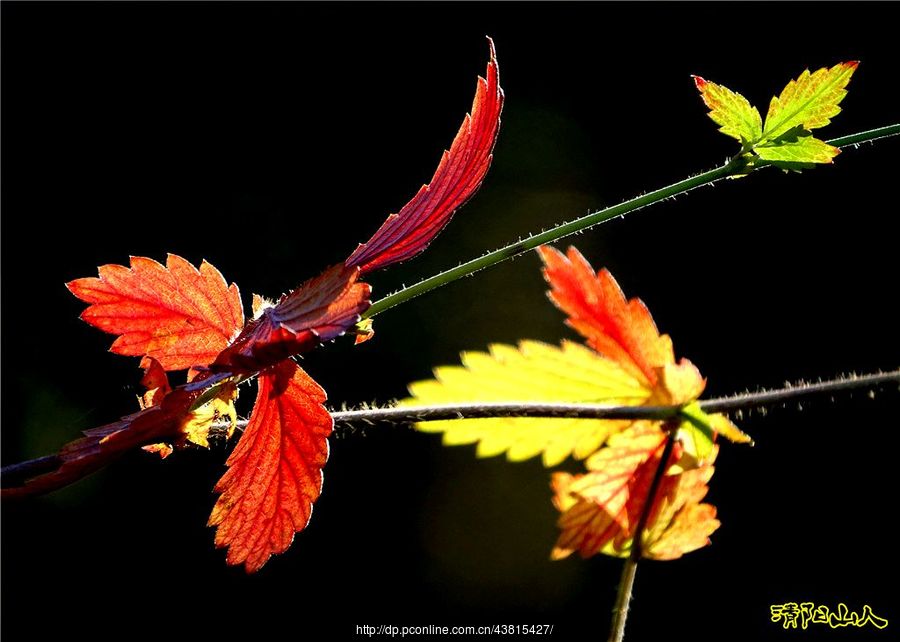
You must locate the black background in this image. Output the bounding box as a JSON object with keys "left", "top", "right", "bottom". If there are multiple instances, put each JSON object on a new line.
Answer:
{"left": 2, "top": 3, "right": 898, "bottom": 641}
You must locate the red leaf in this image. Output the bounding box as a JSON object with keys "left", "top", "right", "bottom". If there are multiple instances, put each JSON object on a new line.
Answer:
{"left": 211, "top": 264, "right": 371, "bottom": 373}
{"left": 2, "top": 386, "right": 198, "bottom": 499}
{"left": 209, "top": 360, "right": 332, "bottom": 573}
{"left": 538, "top": 246, "right": 681, "bottom": 387}
{"left": 139, "top": 356, "right": 171, "bottom": 409}
{"left": 345, "top": 38, "right": 504, "bottom": 274}
{"left": 67, "top": 254, "right": 244, "bottom": 371}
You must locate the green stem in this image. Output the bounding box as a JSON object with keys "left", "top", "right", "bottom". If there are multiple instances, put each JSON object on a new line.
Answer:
{"left": 827, "top": 123, "right": 900, "bottom": 148}
{"left": 364, "top": 123, "right": 899, "bottom": 319}
{"left": 364, "top": 158, "right": 740, "bottom": 318}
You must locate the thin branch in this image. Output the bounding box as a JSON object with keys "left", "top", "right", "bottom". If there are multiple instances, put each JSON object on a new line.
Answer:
{"left": 609, "top": 557, "right": 639, "bottom": 642}
{"left": 331, "top": 370, "right": 899, "bottom": 425}
{"left": 0, "top": 456, "right": 61, "bottom": 488}
{"left": 363, "top": 124, "right": 899, "bottom": 319}
{"left": 3, "top": 370, "right": 895, "bottom": 488}
{"left": 187, "top": 124, "right": 900, "bottom": 414}
{"left": 700, "top": 370, "right": 900, "bottom": 413}
{"left": 608, "top": 423, "right": 678, "bottom": 642}
{"left": 331, "top": 402, "right": 678, "bottom": 425}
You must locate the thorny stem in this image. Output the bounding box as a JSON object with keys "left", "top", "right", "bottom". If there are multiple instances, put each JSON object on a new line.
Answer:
{"left": 363, "top": 125, "right": 899, "bottom": 319}
{"left": 3, "top": 371, "right": 896, "bottom": 487}
{"left": 608, "top": 424, "right": 678, "bottom": 642}
{"left": 2, "top": 127, "right": 898, "bottom": 489}
{"left": 610, "top": 558, "right": 638, "bottom": 642}
{"left": 186, "top": 124, "right": 899, "bottom": 413}
{"left": 331, "top": 369, "right": 898, "bottom": 425}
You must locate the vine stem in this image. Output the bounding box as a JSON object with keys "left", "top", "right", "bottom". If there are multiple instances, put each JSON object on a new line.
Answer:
{"left": 608, "top": 424, "right": 678, "bottom": 642}
{"left": 363, "top": 124, "right": 900, "bottom": 319}
{"left": 3, "top": 370, "right": 896, "bottom": 488}
{"left": 330, "top": 369, "right": 898, "bottom": 424}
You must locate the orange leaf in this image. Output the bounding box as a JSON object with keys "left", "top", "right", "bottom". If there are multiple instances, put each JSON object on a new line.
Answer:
{"left": 551, "top": 424, "right": 719, "bottom": 561}
{"left": 139, "top": 356, "right": 171, "bottom": 409}
{"left": 211, "top": 264, "right": 371, "bottom": 373}
{"left": 538, "top": 246, "right": 705, "bottom": 404}
{"left": 537, "top": 246, "right": 675, "bottom": 386}
{"left": 209, "top": 359, "right": 332, "bottom": 573}
{"left": 67, "top": 254, "right": 244, "bottom": 371}
{"left": 2, "top": 367, "right": 242, "bottom": 498}
{"left": 345, "top": 38, "right": 504, "bottom": 274}
{"left": 2, "top": 386, "right": 199, "bottom": 499}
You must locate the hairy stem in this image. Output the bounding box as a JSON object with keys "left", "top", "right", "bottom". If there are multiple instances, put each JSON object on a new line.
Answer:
{"left": 363, "top": 125, "right": 899, "bottom": 318}
{"left": 364, "top": 159, "right": 740, "bottom": 318}
{"left": 609, "top": 558, "right": 639, "bottom": 642}
{"left": 330, "top": 369, "right": 898, "bottom": 424}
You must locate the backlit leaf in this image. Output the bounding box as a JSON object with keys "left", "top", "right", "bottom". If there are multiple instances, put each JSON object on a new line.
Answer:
{"left": 755, "top": 132, "right": 840, "bottom": 165}
{"left": 693, "top": 75, "right": 762, "bottom": 144}
{"left": 209, "top": 360, "right": 332, "bottom": 573}
{"left": 762, "top": 61, "right": 858, "bottom": 142}
{"left": 211, "top": 264, "right": 371, "bottom": 373}
{"left": 2, "top": 384, "right": 202, "bottom": 498}
{"left": 539, "top": 246, "right": 679, "bottom": 387}
{"left": 551, "top": 424, "right": 719, "bottom": 561}
{"left": 67, "top": 254, "right": 244, "bottom": 371}
{"left": 346, "top": 38, "right": 504, "bottom": 274}
{"left": 406, "top": 340, "right": 653, "bottom": 466}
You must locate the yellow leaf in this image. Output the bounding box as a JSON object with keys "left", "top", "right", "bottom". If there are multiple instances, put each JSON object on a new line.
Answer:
{"left": 405, "top": 340, "right": 651, "bottom": 466}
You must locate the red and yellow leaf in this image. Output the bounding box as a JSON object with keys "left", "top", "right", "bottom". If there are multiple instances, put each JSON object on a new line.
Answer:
{"left": 211, "top": 264, "right": 371, "bottom": 373}
{"left": 538, "top": 246, "right": 685, "bottom": 388}
{"left": 551, "top": 424, "right": 719, "bottom": 561}
{"left": 693, "top": 75, "right": 762, "bottom": 144}
{"left": 345, "top": 38, "right": 503, "bottom": 274}
{"left": 208, "top": 359, "right": 333, "bottom": 573}
{"left": 762, "top": 61, "right": 858, "bottom": 142}
{"left": 405, "top": 247, "right": 724, "bottom": 466}
{"left": 67, "top": 254, "right": 244, "bottom": 371}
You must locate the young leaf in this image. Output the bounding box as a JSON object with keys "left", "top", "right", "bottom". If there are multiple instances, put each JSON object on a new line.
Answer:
{"left": 755, "top": 132, "right": 839, "bottom": 165}
{"left": 551, "top": 424, "right": 719, "bottom": 561}
{"left": 694, "top": 61, "right": 857, "bottom": 169}
{"left": 761, "top": 61, "right": 858, "bottom": 143}
{"left": 693, "top": 76, "right": 762, "bottom": 144}
{"left": 211, "top": 264, "right": 371, "bottom": 373}
{"left": 406, "top": 340, "right": 654, "bottom": 466}
{"left": 67, "top": 254, "right": 244, "bottom": 371}
{"left": 345, "top": 38, "right": 504, "bottom": 274}
{"left": 208, "top": 360, "right": 332, "bottom": 573}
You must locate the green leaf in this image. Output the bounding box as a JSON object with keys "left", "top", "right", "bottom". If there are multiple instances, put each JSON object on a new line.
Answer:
{"left": 693, "top": 76, "right": 762, "bottom": 144}
{"left": 761, "top": 61, "right": 858, "bottom": 143}
{"left": 677, "top": 402, "right": 752, "bottom": 463}
{"left": 756, "top": 132, "right": 840, "bottom": 167}
{"left": 676, "top": 403, "right": 716, "bottom": 463}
